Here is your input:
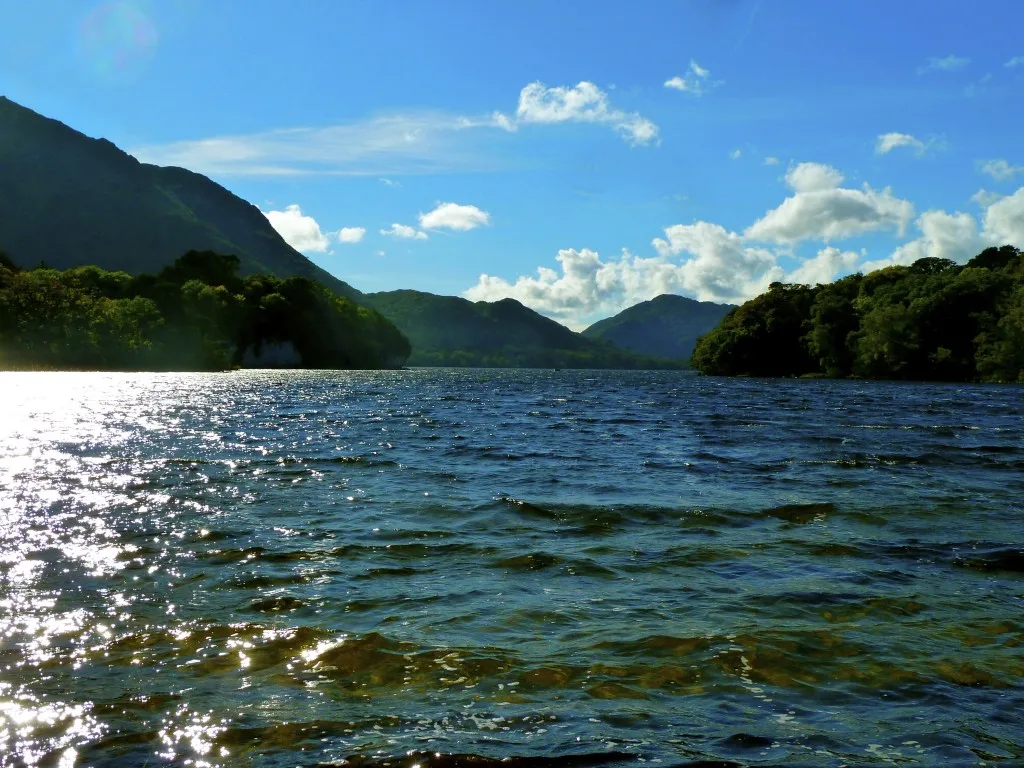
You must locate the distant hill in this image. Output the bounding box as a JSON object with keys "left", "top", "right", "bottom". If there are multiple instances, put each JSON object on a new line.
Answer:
{"left": 0, "top": 96, "right": 361, "bottom": 301}
{"left": 362, "top": 289, "right": 683, "bottom": 368}
{"left": 582, "top": 294, "right": 734, "bottom": 361}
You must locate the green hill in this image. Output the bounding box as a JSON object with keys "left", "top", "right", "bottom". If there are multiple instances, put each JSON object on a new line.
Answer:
{"left": 582, "top": 294, "right": 734, "bottom": 362}
{"left": 0, "top": 96, "right": 361, "bottom": 301}
{"left": 362, "top": 289, "right": 683, "bottom": 368}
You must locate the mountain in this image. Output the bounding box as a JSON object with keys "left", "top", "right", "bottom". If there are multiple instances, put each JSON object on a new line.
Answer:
{"left": 0, "top": 96, "right": 361, "bottom": 301}
{"left": 361, "top": 289, "right": 683, "bottom": 368}
{"left": 582, "top": 294, "right": 735, "bottom": 362}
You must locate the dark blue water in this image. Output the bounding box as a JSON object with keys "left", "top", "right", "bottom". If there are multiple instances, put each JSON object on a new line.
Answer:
{"left": 1, "top": 369, "right": 1022, "bottom": 767}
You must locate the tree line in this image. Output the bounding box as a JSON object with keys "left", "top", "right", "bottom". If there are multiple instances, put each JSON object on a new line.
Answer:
{"left": 691, "top": 246, "right": 1024, "bottom": 382}
{"left": 0, "top": 250, "right": 410, "bottom": 370}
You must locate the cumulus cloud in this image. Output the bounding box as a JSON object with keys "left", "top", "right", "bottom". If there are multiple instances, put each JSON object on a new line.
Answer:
{"left": 744, "top": 163, "right": 913, "bottom": 244}
{"left": 652, "top": 222, "right": 783, "bottom": 299}
{"left": 730, "top": 148, "right": 742, "bottom": 160}
{"left": 337, "top": 227, "right": 366, "bottom": 244}
{"left": 788, "top": 247, "right": 861, "bottom": 285}
{"left": 862, "top": 210, "right": 980, "bottom": 272}
{"left": 918, "top": 54, "right": 970, "bottom": 74}
{"left": 763, "top": 156, "right": 780, "bottom": 166}
{"left": 263, "top": 204, "right": 330, "bottom": 253}
{"left": 983, "top": 188, "right": 1024, "bottom": 246}
{"left": 1005, "top": 56, "right": 1024, "bottom": 68}
{"left": 785, "top": 161, "right": 845, "bottom": 192}
{"left": 876, "top": 132, "right": 927, "bottom": 155}
{"left": 972, "top": 188, "right": 1003, "bottom": 207}
{"left": 419, "top": 202, "right": 491, "bottom": 231}
{"left": 515, "top": 81, "right": 659, "bottom": 146}
{"left": 859, "top": 189, "right": 1024, "bottom": 273}
{"left": 380, "top": 223, "right": 428, "bottom": 240}
{"left": 979, "top": 159, "right": 1024, "bottom": 181}
{"left": 664, "top": 60, "right": 722, "bottom": 96}
{"left": 464, "top": 223, "right": 789, "bottom": 328}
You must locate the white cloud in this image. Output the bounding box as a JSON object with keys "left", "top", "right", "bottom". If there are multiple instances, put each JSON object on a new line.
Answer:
{"left": 763, "top": 156, "right": 780, "bottom": 166}
{"left": 862, "top": 210, "right": 980, "bottom": 271}
{"left": 337, "top": 227, "right": 366, "bottom": 244}
{"left": 133, "top": 112, "right": 503, "bottom": 177}
{"left": 419, "top": 202, "right": 491, "bottom": 231}
{"left": 379, "top": 178, "right": 401, "bottom": 187}
{"left": 464, "top": 231, "right": 781, "bottom": 329}
{"left": 652, "top": 222, "right": 783, "bottom": 299}
{"left": 785, "top": 161, "right": 844, "bottom": 192}
{"left": 664, "top": 60, "right": 722, "bottom": 96}
{"left": 876, "top": 132, "right": 927, "bottom": 155}
{"left": 1005, "top": 56, "right": 1024, "bottom": 68}
{"left": 789, "top": 247, "right": 861, "bottom": 285}
{"left": 972, "top": 189, "right": 1003, "bottom": 207}
{"left": 730, "top": 148, "right": 742, "bottom": 160}
{"left": 515, "top": 81, "right": 659, "bottom": 146}
{"left": 983, "top": 187, "right": 1024, "bottom": 246}
{"left": 380, "top": 223, "right": 427, "bottom": 240}
{"left": 745, "top": 163, "right": 913, "bottom": 244}
{"left": 263, "top": 204, "right": 330, "bottom": 253}
{"left": 918, "top": 54, "right": 970, "bottom": 74}
{"left": 132, "top": 80, "right": 659, "bottom": 177}
{"left": 859, "top": 190, "right": 1024, "bottom": 273}
{"left": 461, "top": 171, "right": 1024, "bottom": 328}
{"left": 456, "top": 111, "right": 517, "bottom": 132}
{"left": 979, "top": 159, "right": 1024, "bottom": 181}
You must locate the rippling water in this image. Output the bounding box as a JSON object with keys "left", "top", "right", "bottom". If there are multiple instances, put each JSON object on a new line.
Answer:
{"left": 1, "top": 369, "right": 1022, "bottom": 767}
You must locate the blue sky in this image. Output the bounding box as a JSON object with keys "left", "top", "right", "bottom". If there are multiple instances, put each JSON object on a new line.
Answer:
{"left": 2, "top": 0, "right": 1024, "bottom": 328}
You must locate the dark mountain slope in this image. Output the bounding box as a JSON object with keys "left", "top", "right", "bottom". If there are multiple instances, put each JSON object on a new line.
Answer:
{"left": 582, "top": 294, "right": 734, "bottom": 361}
{"left": 362, "top": 289, "right": 682, "bottom": 368}
{"left": 0, "top": 96, "right": 361, "bottom": 301}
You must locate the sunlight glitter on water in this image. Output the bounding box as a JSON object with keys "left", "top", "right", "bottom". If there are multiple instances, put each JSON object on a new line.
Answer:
{"left": 0, "top": 370, "right": 1022, "bottom": 766}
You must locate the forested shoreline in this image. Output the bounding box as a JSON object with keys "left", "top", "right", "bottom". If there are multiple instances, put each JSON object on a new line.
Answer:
{"left": 692, "top": 246, "right": 1024, "bottom": 383}
{"left": 0, "top": 250, "right": 410, "bottom": 371}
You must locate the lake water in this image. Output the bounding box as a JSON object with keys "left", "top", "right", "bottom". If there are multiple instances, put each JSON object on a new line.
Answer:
{"left": 1, "top": 369, "right": 1022, "bottom": 768}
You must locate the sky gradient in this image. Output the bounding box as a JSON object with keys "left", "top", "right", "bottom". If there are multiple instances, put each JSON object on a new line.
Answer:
{"left": 2, "top": 0, "right": 1023, "bottom": 327}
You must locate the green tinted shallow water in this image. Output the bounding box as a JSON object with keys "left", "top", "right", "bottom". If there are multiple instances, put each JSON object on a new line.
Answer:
{"left": 0, "top": 369, "right": 1021, "bottom": 767}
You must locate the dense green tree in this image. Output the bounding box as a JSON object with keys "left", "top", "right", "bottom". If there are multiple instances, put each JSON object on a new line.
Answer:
{"left": 0, "top": 251, "right": 409, "bottom": 371}
{"left": 692, "top": 246, "right": 1024, "bottom": 382}
{"left": 804, "top": 274, "right": 862, "bottom": 377}
{"left": 691, "top": 282, "right": 817, "bottom": 376}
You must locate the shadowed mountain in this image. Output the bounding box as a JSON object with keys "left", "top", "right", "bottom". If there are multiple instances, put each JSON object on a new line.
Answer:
{"left": 0, "top": 96, "right": 361, "bottom": 301}
{"left": 362, "top": 289, "right": 684, "bottom": 368}
{"left": 582, "top": 294, "right": 735, "bottom": 362}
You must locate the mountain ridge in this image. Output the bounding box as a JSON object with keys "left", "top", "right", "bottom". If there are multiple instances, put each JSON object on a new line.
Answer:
{"left": 362, "top": 288, "right": 684, "bottom": 368}
{"left": 582, "top": 293, "right": 735, "bottom": 361}
{"left": 0, "top": 96, "right": 362, "bottom": 301}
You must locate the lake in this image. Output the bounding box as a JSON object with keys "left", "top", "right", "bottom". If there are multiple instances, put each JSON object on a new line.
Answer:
{"left": 0, "top": 369, "right": 1021, "bottom": 767}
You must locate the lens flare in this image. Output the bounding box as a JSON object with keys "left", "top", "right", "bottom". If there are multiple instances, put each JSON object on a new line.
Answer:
{"left": 76, "top": 2, "right": 158, "bottom": 83}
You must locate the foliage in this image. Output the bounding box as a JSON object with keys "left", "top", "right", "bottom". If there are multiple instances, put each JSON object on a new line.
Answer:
{"left": 0, "top": 250, "right": 410, "bottom": 371}
{"left": 362, "top": 289, "right": 685, "bottom": 369}
{"left": 691, "top": 246, "right": 1024, "bottom": 382}
{"left": 0, "top": 96, "right": 361, "bottom": 301}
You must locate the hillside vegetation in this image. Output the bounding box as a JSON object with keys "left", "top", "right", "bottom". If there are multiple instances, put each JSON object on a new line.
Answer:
{"left": 691, "top": 246, "right": 1024, "bottom": 382}
{"left": 0, "top": 251, "right": 408, "bottom": 371}
{"left": 0, "top": 96, "right": 362, "bottom": 301}
{"left": 582, "top": 294, "right": 734, "bottom": 361}
{"left": 363, "top": 289, "right": 684, "bottom": 369}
